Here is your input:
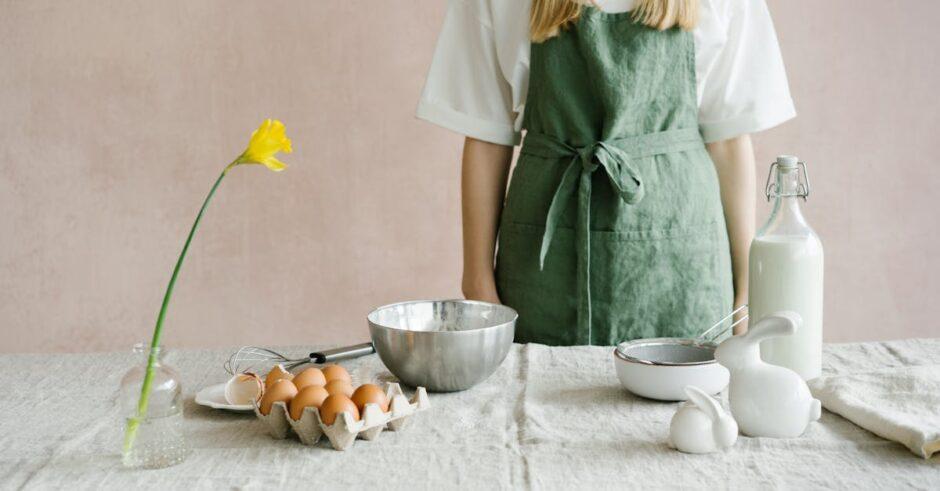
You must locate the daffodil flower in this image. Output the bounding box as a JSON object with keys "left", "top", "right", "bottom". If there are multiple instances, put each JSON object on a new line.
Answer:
{"left": 227, "top": 118, "right": 293, "bottom": 173}
{"left": 124, "top": 119, "right": 291, "bottom": 461}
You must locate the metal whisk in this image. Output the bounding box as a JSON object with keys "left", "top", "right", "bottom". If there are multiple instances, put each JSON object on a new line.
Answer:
{"left": 224, "top": 343, "right": 375, "bottom": 375}
{"left": 697, "top": 304, "right": 749, "bottom": 343}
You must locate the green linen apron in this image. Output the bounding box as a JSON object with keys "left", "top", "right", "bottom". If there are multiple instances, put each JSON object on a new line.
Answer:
{"left": 495, "top": 8, "right": 734, "bottom": 346}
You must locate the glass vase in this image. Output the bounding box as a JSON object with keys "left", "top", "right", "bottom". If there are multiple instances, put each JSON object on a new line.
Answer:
{"left": 118, "top": 343, "right": 189, "bottom": 469}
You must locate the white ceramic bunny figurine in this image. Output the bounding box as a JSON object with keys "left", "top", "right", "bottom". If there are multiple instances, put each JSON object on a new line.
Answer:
{"left": 714, "top": 311, "right": 822, "bottom": 438}
{"left": 668, "top": 386, "right": 738, "bottom": 454}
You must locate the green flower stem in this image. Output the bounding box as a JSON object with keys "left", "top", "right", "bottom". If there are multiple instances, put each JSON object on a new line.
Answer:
{"left": 123, "top": 167, "right": 231, "bottom": 455}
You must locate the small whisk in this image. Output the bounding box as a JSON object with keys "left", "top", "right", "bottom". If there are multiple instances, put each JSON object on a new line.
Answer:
{"left": 224, "top": 343, "right": 376, "bottom": 375}
{"left": 224, "top": 347, "right": 308, "bottom": 375}
{"left": 697, "top": 304, "right": 749, "bottom": 343}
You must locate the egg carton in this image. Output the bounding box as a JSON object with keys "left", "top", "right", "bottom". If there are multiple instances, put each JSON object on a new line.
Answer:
{"left": 254, "top": 382, "right": 430, "bottom": 451}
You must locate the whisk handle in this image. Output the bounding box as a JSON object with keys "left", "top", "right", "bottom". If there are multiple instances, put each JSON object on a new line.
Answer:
{"left": 310, "top": 342, "right": 375, "bottom": 364}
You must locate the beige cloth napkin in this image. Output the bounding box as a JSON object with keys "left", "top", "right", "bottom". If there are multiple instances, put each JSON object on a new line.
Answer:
{"left": 808, "top": 365, "right": 940, "bottom": 458}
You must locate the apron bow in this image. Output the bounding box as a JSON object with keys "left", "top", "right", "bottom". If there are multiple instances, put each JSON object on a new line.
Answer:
{"left": 581, "top": 141, "right": 645, "bottom": 204}
{"left": 539, "top": 140, "right": 645, "bottom": 269}
{"left": 522, "top": 129, "right": 704, "bottom": 345}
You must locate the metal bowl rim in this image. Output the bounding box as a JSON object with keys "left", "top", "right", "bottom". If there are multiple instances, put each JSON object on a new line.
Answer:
{"left": 613, "top": 337, "right": 719, "bottom": 367}
{"left": 367, "top": 299, "right": 519, "bottom": 335}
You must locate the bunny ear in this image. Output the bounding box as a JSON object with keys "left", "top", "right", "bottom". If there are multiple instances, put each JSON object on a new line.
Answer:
{"left": 744, "top": 311, "right": 802, "bottom": 343}
{"left": 683, "top": 386, "right": 723, "bottom": 422}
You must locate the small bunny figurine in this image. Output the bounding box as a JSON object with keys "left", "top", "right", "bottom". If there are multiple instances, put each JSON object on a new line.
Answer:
{"left": 714, "top": 311, "right": 822, "bottom": 438}
{"left": 668, "top": 386, "right": 738, "bottom": 454}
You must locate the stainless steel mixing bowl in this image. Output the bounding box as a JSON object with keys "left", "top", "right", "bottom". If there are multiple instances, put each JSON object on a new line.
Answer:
{"left": 367, "top": 300, "right": 517, "bottom": 392}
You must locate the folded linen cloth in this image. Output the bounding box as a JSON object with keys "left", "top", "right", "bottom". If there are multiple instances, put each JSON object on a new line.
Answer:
{"left": 808, "top": 365, "right": 940, "bottom": 458}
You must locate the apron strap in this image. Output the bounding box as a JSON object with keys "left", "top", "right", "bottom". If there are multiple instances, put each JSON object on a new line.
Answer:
{"left": 523, "top": 128, "right": 705, "bottom": 345}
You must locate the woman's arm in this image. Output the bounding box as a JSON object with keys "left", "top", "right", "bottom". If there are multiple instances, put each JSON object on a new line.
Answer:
{"left": 706, "top": 134, "right": 756, "bottom": 334}
{"left": 461, "top": 137, "right": 514, "bottom": 303}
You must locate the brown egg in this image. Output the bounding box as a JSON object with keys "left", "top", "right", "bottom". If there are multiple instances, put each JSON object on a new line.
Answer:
{"left": 318, "top": 394, "right": 360, "bottom": 425}
{"left": 288, "top": 385, "right": 330, "bottom": 421}
{"left": 293, "top": 367, "right": 327, "bottom": 390}
{"left": 324, "top": 379, "right": 354, "bottom": 397}
{"left": 264, "top": 365, "right": 293, "bottom": 388}
{"left": 350, "top": 383, "right": 389, "bottom": 413}
{"left": 258, "top": 378, "right": 297, "bottom": 415}
{"left": 322, "top": 364, "right": 352, "bottom": 383}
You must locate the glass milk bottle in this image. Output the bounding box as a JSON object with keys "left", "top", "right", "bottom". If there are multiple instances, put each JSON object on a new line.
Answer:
{"left": 749, "top": 155, "right": 824, "bottom": 380}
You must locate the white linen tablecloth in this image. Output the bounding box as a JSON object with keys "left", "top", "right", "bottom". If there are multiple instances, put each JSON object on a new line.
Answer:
{"left": 2, "top": 339, "right": 938, "bottom": 489}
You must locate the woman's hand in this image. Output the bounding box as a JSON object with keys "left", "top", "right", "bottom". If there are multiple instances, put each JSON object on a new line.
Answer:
{"left": 460, "top": 137, "right": 513, "bottom": 305}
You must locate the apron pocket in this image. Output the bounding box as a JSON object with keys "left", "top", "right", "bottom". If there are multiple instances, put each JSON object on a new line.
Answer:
{"left": 496, "top": 222, "right": 578, "bottom": 345}
{"left": 590, "top": 221, "right": 732, "bottom": 343}
{"left": 496, "top": 220, "right": 732, "bottom": 345}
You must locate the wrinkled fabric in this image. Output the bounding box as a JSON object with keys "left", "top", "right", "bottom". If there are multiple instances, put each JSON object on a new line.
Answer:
{"left": 809, "top": 365, "right": 940, "bottom": 459}
{"left": 2, "top": 340, "right": 939, "bottom": 489}
{"left": 496, "top": 9, "right": 733, "bottom": 346}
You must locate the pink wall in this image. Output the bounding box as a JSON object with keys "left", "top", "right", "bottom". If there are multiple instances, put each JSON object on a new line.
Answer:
{"left": 1, "top": 0, "right": 937, "bottom": 353}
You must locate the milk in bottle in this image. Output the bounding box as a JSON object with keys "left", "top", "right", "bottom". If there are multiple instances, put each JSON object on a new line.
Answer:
{"left": 749, "top": 155, "right": 824, "bottom": 380}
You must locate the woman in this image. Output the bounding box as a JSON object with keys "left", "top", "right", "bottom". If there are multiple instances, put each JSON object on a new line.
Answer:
{"left": 417, "top": 0, "right": 794, "bottom": 345}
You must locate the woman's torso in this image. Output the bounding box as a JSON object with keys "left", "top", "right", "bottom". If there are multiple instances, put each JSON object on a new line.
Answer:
{"left": 416, "top": 0, "right": 794, "bottom": 147}
{"left": 496, "top": 9, "right": 734, "bottom": 345}
{"left": 469, "top": 0, "right": 739, "bottom": 134}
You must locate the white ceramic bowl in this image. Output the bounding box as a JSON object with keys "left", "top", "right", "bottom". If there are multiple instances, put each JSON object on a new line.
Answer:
{"left": 613, "top": 338, "right": 729, "bottom": 401}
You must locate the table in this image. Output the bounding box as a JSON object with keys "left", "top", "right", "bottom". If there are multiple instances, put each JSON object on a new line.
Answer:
{"left": 2, "top": 339, "right": 938, "bottom": 489}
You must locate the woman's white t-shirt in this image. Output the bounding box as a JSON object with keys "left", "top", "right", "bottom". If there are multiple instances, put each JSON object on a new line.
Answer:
{"left": 417, "top": 0, "right": 796, "bottom": 146}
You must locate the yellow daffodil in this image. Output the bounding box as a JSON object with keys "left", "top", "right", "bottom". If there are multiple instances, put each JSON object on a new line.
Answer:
{"left": 125, "top": 118, "right": 290, "bottom": 464}
{"left": 227, "top": 118, "right": 293, "bottom": 173}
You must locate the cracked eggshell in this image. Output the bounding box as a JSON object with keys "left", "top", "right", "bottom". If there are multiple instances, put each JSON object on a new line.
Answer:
{"left": 224, "top": 372, "right": 264, "bottom": 406}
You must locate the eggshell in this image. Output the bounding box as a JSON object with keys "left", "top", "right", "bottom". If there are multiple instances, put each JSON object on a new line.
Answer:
{"left": 224, "top": 372, "right": 264, "bottom": 405}
{"left": 325, "top": 379, "right": 354, "bottom": 397}
{"left": 319, "top": 394, "right": 360, "bottom": 425}
{"left": 264, "top": 365, "right": 293, "bottom": 388}
{"left": 259, "top": 378, "right": 298, "bottom": 415}
{"left": 293, "top": 367, "right": 327, "bottom": 390}
{"left": 322, "top": 364, "right": 352, "bottom": 383}
{"left": 289, "top": 385, "right": 330, "bottom": 421}
{"left": 350, "top": 383, "right": 389, "bottom": 413}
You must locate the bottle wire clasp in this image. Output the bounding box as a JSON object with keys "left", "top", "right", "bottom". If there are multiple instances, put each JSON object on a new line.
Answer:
{"left": 764, "top": 159, "right": 811, "bottom": 201}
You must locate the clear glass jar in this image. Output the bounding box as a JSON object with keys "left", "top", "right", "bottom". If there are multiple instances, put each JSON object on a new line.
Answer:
{"left": 749, "top": 155, "right": 824, "bottom": 380}
{"left": 118, "top": 343, "right": 189, "bottom": 468}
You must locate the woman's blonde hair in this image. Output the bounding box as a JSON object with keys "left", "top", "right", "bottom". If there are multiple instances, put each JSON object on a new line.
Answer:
{"left": 530, "top": 0, "right": 699, "bottom": 42}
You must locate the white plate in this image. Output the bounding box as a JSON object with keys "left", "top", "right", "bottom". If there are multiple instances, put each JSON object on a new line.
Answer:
{"left": 195, "top": 383, "right": 254, "bottom": 412}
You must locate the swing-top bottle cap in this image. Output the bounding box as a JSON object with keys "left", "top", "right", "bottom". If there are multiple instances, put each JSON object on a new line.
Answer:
{"left": 776, "top": 155, "right": 799, "bottom": 168}
{"left": 765, "top": 155, "right": 811, "bottom": 200}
